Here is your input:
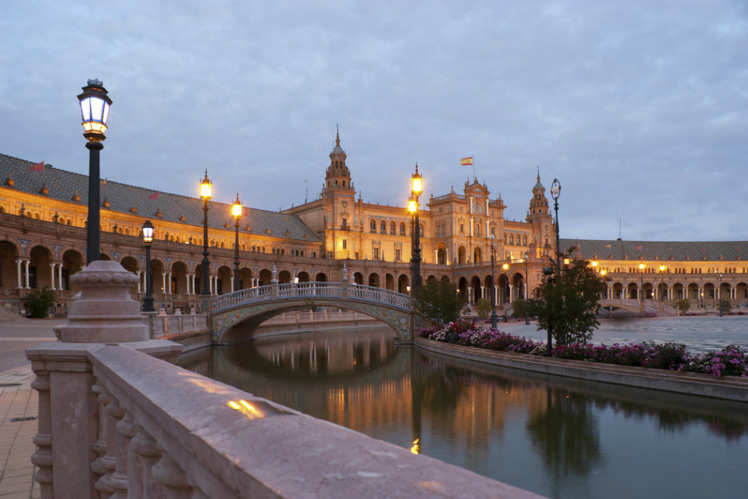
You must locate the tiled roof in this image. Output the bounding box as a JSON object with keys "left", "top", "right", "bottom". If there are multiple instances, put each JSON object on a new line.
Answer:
{"left": 0, "top": 153, "right": 321, "bottom": 242}
{"left": 561, "top": 238, "right": 748, "bottom": 261}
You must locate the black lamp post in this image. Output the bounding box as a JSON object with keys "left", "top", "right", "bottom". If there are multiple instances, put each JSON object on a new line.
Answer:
{"left": 142, "top": 220, "right": 155, "bottom": 312}
{"left": 77, "top": 79, "right": 112, "bottom": 264}
{"left": 549, "top": 177, "right": 561, "bottom": 355}
{"left": 200, "top": 170, "right": 213, "bottom": 295}
{"left": 231, "top": 193, "right": 243, "bottom": 292}
{"left": 522, "top": 252, "right": 530, "bottom": 324}
{"left": 409, "top": 164, "right": 424, "bottom": 292}
{"left": 489, "top": 235, "right": 498, "bottom": 329}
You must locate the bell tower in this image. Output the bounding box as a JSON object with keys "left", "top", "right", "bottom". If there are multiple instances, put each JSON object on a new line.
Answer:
{"left": 527, "top": 168, "right": 553, "bottom": 257}
{"left": 322, "top": 126, "right": 354, "bottom": 198}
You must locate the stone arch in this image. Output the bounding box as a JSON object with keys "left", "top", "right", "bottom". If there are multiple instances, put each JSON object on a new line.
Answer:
{"left": 278, "top": 270, "right": 292, "bottom": 284}
{"left": 29, "top": 245, "right": 52, "bottom": 289}
{"left": 315, "top": 272, "right": 328, "bottom": 282}
{"left": 471, "top": 275, "right": 482, "bottom": 303}
{"left": 512, "top": 272, "right": 524, "bottom": 301}
{"left": 498, "top": 274, "right": 509, "bottom": 304}
{"left": 61, "top": 249, "right": 84, "bottom": 291}
{"left": 441, "top": 275, "right": 450, "bottom": 284}
{"left": 398, "top": 274, "right": 409, "bottom": 293}
{"left": 385, "top": 273, "right": 394, "bottom": 290}
{"left": 297, "top": 271, "right": 310, "bottom": 283}
{"left": 627, "top": 282, "right": 638, "bottom": 299}
{"left": 703, "top": 282, "right": 716, "bottom": 302}
{"left": 172, "top": 261, "right": 188, "bottom": 295}
{"left": 458, "top": 246, "right": 466, "bottom": 265}
{"left": 719, "top": 282, "right": 731, "bottom": 302}
{"left": 736, "top": 283, "right": 748, "bottom": 306}
{"left": 217, "top": 266, "right": 232, "bottom": 294}
{"left": 151, "top": 259, "right": 165, "bottom": 296}
{"left": 657, "top": 282, "right": 668, "bottom": 301}
{"left": 121, "top": 256, "right": 139, "bottom": 273}
{"left": 0, "top": 241, "right": 19, "bottom": 290}
{"left": 642, "top": 282, "right": 654, "bottom": 300}
{"left": 238, "top": 267, "right": 252, "bottom": 289}
{"left": 687, "top": 283, "right": 699, "bottom": 300}
{"left": 368, "top": 273, "right": 380, "bottom": 287}
{"left": 354, "top": 272, "right": 364, "bottom": 285}
{"left": 612, "top": 282, "right": 624, "bottom": 299}
{"left": 672, "top": 283, "right": 685, "bottom": 300}
{"left": 259, "top": 269, "right": 272, "bottom": 285}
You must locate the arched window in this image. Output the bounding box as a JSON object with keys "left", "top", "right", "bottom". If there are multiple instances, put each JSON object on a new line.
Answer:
{"left": 370, "top": 220, "right": 377, "bottom": 233}
{"left": 390, "top": 221, "right": 396, "bottom": 234}
{"left": 400, "top": 222, "right": 406, "bottom": 235}
{"left": 523, "top": 235, "right": 527, "bottom": 245}
{"left": 380, "top": 220, "right": 387, "bottom": 233}
{"left": 509, "top": 234, "right": 514, "bottom": 245}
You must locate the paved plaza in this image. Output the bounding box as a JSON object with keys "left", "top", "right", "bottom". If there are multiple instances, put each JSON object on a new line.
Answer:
{"left": 0, "top": 318, "right": 56, "bottom": 498}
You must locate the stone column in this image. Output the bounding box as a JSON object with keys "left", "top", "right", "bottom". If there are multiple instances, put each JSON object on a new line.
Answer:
{"left": 508, "top": 284, "right": 513, "bottom": 304}
{"left": 16, "top": 258, "right": 23, "bottom": 288}
{"left": 480, "top": 286, "right": 485, "bottom": 301}
{"left": 136, "top": 271, "right": 142, "bottom": 294}
{"left": 24, "top": 259, "right": 31, "bottom": 289}
{"left": 230, "top": 274, "right": 235, "bottom": 293}
{"left": 185, "top": 274, "right": 191, "bottom": 296}
{"left": 167, "top": 272, "right": 172, "bottom": 295}
{"left": 58, "top": 264, "right": 64, "bottom": 291}
{"left": 467, "top": 287, "right": 472, "bottom": 304}
{"left": 30, "top": 368, "right": 52, "bottom": 499}
{"left": 50, "top": 263, "right": 57, "bottom": 290}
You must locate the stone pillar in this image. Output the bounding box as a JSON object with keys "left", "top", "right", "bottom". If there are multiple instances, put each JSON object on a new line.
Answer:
{"left": 167, "top": 272, "right": 173, "bottom": 295}
{"left": 480, "top": 286, "right": 485, "bottom": 301}
{"left": 24, "top": 259, "right": 31, "bottom": 289}
{"left": 185, "top": 274, "right": 191, "bottom": 296}
{"left": 50, "top": 263, "right": 57, "bottom": 290}
{"left": 230, "top": 274, "right": 235, "bottom": 293}
{"left": 161, "top": 272, "right": 167, "bottom": 296}
{"left": 494, "top": 286, "right": 498, "bottom": 306}
{"left": 58, "top": 264, "right": 64, "bottom": 291}
{"left": 508, "top": 284, "right": 513, "bottom": 304}
{"left": 27, "top": 261, "right": 182, "bottom": 499}
{"left": 136, "top": 271, "right": 142, "bottom": 294}
{"left": 16, "top": 258, "right": 23, "bottom": 288}
{"left": 467, "top": 287, "right": 472, "bottom": 304}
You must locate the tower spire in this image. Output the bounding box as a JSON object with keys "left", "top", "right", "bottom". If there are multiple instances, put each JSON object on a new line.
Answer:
{"left": 536, "top": 165, "right": 540, "bottom": 184}
{"left": 336, "top": 123, "right": 340, "bottom": 146}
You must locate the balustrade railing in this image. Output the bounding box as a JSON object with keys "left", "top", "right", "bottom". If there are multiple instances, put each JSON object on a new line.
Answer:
{"left": 147, "top": 312, "right": 208, "bottom": 338}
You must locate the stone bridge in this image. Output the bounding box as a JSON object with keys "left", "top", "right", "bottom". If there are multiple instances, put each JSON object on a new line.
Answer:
{"left": 598, "top": 298, "right": 677, "bottom": 316}
{"left": 208, "top": 282, "right": 414, "bottom": 343}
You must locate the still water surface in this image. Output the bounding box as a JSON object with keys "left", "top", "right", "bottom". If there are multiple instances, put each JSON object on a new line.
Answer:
{"left": 180, "top": 326, "right": 747, "bottom": 499}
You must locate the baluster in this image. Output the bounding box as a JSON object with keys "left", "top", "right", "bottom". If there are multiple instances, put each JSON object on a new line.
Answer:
{"left": 95, "top": 396, "right": 124, "bottom": 498}
{"left": 131, "top": 426, "right": 162, "bottom": 499}
{"left": 110, "top": 412, "right": 136, "bottom": 498}
{"left": 91, "top": 383, "right": 112, "bottom": 485}
{"left": 30, "top": 369, "right": 53, "bottom": 499}
{"left": 152, "top": 453, "right": 193, "bottom": 499}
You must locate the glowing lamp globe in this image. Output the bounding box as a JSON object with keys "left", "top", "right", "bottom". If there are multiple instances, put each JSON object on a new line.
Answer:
{"left": 142, "top": 220, "right": 154, "bottom": 245}
{"left": 231, "top": 193, "right": 243, "bottom": 219}
{"left": 77, "top": 79, "right": 112, "bottom": 142}
{"left": 411, "top": 165, "right": 423, "bottom": 196}
{"left": 407, "top": 198, "right": 418, "bottom": 214}
{"left": 550, "top": 178, "right": 561, "bottom": 201}
{"left": 200, "top": 170, "right": 213, "bottom": 200}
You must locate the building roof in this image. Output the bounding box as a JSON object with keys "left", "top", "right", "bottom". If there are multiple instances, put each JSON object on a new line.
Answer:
{"left": 0, "top": 153, "right": 321, "bottom": 242}
{"left": 561, "top": 238, "right": 748, "bottom": 261}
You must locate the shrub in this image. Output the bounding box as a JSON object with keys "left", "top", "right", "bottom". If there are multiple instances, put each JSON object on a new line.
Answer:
{"left": 413, "top": 280, "right": 465, "bottom": 325}
{"left": 675, "top": 299, "right": 690, "bottom": 314}
{"left": 22, "top": 288, "right": 55, "bottom": 318}
{"left": 475, "top": 298, "right": 491, "bottom": 319}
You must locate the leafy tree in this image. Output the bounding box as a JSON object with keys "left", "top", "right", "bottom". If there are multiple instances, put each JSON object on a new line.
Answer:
{"left": 475, "top": 298, "right": 491, "bottom": 319}
{"left": 413, "top": 279, "right": 465, "bottom": 325}
{"left": 675, "top": 298, "right": 690, "bottom": 315}
{"left": 531, "top": 258, "right": 607, "bottom": 346}
{"left": 511, "top": 298, "right": 531, "bottom": 320}
{"left": 22, "top": 288, "right": 55, "bottom": 318}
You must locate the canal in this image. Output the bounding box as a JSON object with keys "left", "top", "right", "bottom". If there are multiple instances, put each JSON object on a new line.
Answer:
{"left": 179, "top": 325, "right": 747, "bottom": 499}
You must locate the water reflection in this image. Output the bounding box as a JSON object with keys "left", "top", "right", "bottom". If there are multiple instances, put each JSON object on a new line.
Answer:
{"left": 179, "top": 327, "right": 748, "bottom": 499}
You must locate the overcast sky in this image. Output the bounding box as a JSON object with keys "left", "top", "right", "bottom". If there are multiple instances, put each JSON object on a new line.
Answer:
{"left": 2, "top": 1, "right": 747, "bottom": 241}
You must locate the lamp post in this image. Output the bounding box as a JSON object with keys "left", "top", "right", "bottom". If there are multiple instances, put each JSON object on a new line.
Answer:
{"left": 231, "top": 193, "right": 243, "bottom": 293}
{"left": 141, "top": 221, "right": 155, "bottom": 312}
{"left": 409, "top": 164, "right": 424, "bottom": 292}
{"left": 638, "top": 263, "right": 645, "bottom": 314}
{"left": 489, "top": 235, "right": 498, "bottom": 329}
{"left": 199, "top": 171, "right": 213, "bottom": 296}
{"left": 522, "top": 252, "right": 530, "bottom": 324}
{"left": 549, "top": 178, "right": 561, "bottom": 355}
{"left": 77, "top": 79, "right": 112, "bottom": 264}
{"left": 502, "top": 262, "right": 509, "bottom": 306}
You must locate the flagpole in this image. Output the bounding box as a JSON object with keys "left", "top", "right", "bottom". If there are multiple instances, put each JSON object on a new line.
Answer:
{"left": 472, "top": 155, "right": 476, "bottom": 180}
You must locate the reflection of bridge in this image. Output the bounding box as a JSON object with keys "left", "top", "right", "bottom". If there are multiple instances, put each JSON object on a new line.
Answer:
{"left": 208, "top": 282, "right": 413, "bottom": 342}
{"left": 598, "top": 298, "right": 677, "bottom": 316}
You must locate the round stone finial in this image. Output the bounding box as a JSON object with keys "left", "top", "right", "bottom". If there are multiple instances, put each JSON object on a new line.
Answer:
{"left": 70, "top": 260, "right": 139, "bottom": 288}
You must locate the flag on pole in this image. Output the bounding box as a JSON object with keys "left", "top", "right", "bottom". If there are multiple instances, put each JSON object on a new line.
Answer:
{"left": 148, "top": 192, "right": 159, "bottom": 200}
{"left": 460, "top": 156, "right": 473, "bottom": 166}
{"left": 635, "top": 245, "right": 643, "bottom": 251}
{"left": 30, "top": 161, "right": 44, "bottom": 172}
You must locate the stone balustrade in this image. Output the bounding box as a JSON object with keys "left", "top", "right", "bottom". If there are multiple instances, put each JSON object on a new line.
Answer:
{"left": 145, "top": 311, "right": 208, "bottom": 339}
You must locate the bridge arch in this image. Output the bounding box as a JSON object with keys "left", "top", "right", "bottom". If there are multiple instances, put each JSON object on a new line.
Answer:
{"left": 210, "top": 283, "right": 412, "bottom": 344}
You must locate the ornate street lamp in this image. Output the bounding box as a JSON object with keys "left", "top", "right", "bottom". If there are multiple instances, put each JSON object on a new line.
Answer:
{"left": 522, "top": 252, "right": 530, "bottom": 324}
{"left": 408, "top": 196, "right": 421, "bottom": 292}
{"left": 77, "top": 79, "right": 112, "bottom": 264}
{"left": 489, "top": 235, "right": 498, "bottom": 329}
{"left": 231, "top": 193, "right": 243, "bottom": 292}
{"left": 639, "top": 263, "right": 645, "bottom": 314}
{"left": 200, "top": 170, "right": 212, "bottom": 296}
{"left": 409, "top": 164, "right": 424, "bottom": 292}
{"left": 141, "top": 220, "right": 155, "bottom": 312}
{"left": 548, "top": 177, "right": 561, "bottom": 356}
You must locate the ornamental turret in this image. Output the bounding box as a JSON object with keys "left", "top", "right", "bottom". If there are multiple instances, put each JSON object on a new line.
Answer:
{"left": 322, "top": 127, "right": 354, "bottom": 198}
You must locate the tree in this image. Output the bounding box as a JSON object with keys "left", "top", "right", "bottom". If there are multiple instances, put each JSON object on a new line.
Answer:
{"left": 511, "top": 298, "right": 531, "bottom": 320}
{"left": 719, "top": 299, "right": 731, "bottom": 316}
{"left": 531, "top": 258, "right": 607, "bottom": 345}
{"left": 475, "top": 298, "right": 491, "bottom": 319}
{"left": 413, "top": 279, "right": 465, "bottom": 325}
{"left": 22, "top": 288, "right": 55, "bottom": 318}
{"left": 675, "top": 298, "right": 690, "bottom": 315}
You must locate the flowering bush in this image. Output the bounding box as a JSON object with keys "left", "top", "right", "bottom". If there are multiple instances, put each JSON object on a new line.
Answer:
{"left": 421, "top": 326, "right": 748, "bottom": 378}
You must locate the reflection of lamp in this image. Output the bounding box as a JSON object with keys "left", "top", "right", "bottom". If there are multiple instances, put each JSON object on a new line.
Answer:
{"left": 141, "top": 220, "right": 154, "bottom": 312}
{"left": 199, "top": 170, "right": 212, "bottom": 296}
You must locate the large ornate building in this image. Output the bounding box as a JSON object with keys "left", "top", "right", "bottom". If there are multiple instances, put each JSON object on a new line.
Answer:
{"left": 1, "top": 132, "right": 747, "bottom": 315}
